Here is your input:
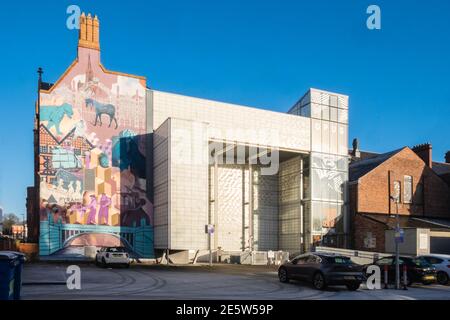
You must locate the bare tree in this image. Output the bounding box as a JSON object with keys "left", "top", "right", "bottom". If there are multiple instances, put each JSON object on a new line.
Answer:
{"left": 2, "top": 213, "right": 20, "bottom": 235}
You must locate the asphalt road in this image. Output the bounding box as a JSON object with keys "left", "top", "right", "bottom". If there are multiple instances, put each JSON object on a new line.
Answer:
{"left": 21, "top": 263, "right": 450, "bottom": 300}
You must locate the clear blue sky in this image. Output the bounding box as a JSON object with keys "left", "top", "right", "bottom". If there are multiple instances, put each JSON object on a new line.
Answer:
{"left": 0, "top": 0, "right": 449, "bottom": 217}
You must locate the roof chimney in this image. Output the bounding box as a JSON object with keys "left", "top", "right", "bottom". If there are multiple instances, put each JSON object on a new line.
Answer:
{"left": 412, "top": 143, "right": 433, "bottom": 168}
{"left": 78, "top": 13, "right": 100, "bottom": 51}
{"left": 445, "top": 151, "right": 450, "bottom": 164}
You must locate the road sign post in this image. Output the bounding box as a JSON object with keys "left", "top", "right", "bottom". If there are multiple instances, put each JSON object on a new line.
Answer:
{"left": 403, "top": 265, "right": 408, "bottom": 290}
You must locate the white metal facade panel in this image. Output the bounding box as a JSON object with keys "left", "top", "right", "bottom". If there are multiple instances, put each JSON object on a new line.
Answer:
{"left": 152, "top": 90, "right": 311, "bottom": 152}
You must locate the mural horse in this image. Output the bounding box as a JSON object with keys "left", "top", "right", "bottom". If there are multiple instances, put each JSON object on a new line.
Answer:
{"left": 40, "top": 103, "right": 74, "bottom": 135}
{"left": 85, "top": 98, "right": 118, "bottom": 129}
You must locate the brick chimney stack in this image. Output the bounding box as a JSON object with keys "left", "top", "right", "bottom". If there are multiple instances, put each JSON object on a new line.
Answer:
{"left": 78, "top": 13, "right": 100, "bottom": 51}
{"left": 445, "top": 151, "right": 450, "bottom": 164}
{"left": 351, "top": 138, "right": 361, "bottom": 158}
{"left": 412, "top": 143, "right": 433, "bottom": 168}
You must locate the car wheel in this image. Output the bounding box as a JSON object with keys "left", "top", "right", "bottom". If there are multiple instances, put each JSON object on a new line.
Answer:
{"left": 278, "top": 267, "right": 289, "bottom": 283}
{"left": 312, "top": 272, "right": 327, "bottom": 290}
{"left": 101, "top": 257, "right": 107, "bottom": 268}
{"left": 346, "top": 283, "right": 360, "bottom": 291}
{"left": 437, "top": 272, "right": 449, "bottom": 285}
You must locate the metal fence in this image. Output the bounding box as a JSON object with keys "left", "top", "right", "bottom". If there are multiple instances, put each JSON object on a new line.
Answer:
{"left": 0, "top": 237, "right": 18, "bottom": 251}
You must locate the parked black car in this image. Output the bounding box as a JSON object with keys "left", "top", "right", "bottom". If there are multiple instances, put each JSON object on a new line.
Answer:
{"left": 278, "top": 253, "right": 365, "bottom": 291}
{"left": 364, "top": 256, "right": 437, "bottom": 286}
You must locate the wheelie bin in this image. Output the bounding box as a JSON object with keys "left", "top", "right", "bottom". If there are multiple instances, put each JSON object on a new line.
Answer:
{"left": 0, "top": 251, "right": 26, "bottom": 300}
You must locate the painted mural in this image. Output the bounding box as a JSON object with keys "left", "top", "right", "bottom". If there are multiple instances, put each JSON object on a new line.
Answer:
{"left": 38, "top": 45, "right": 154, "bottom": 258}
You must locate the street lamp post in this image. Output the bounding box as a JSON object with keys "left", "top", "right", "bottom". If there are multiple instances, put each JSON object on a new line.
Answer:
{"left": 395, "top": 199, "right": 400, "bottom": 290}
{"left": 35, "top": 67, "right": 43, "bottom": 244}
{"left": 23, "top": 212, "right": 26, "bottom": 242}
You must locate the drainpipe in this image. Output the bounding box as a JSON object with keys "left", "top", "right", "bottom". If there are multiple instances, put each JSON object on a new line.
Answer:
{"left": 214, "top": 152, "right": 219, "bottom": 258}
{"left": 249, "top": 162, "right": 254, "bottom": 264}
{"left": 300, "top": 157, "right": 304, "bottom": 253}
{"left": 35, "top": 67, "right": 43, "bottom": 244}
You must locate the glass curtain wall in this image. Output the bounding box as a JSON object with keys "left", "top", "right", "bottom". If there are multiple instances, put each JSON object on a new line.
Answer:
{"left": 289, "top": 89, "right": 349, "bottom": 248}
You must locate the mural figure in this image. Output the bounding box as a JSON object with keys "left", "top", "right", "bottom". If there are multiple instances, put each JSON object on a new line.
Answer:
{"left": 40, "top": 103, "right": 74, "bottom": 135}
{"left": 85, "top": 98, "right": 118, "bottom": 129}
{"left": 86, "top": 194, "right": 98, "bottom": 225}
{"left": 67, "top": 181, "right": 75, "bottom": 199}
{"left": 75, "top": 181, "right": 82, "bottom": 199}
{"left": 98, "top": 194, "right": 111, "bottom": 225}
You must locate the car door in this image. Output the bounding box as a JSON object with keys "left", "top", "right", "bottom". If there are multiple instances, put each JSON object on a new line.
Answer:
{"left": 303, "top": 255, "right": 321, "bottom": 280}
{"left": 283, "top": 255, "right": 301, "bottom": 277}
{"left": 290, "top": 255, "right": 310, "bottom": 280}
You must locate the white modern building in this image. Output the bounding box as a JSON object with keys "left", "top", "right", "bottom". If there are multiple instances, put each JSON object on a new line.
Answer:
{"left": 148, "top": 87, "right": 349, "bottom": 261}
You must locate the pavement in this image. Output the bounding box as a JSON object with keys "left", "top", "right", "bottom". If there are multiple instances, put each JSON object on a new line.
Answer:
{"left": 21, "top": 262, "right": 450, "bottom": 300}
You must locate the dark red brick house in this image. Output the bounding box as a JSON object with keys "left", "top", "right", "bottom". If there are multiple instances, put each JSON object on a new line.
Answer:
{"left": 349, "top": 143, "right": 450, "bottom": 253}
{"left": 433, "top": 151, "right": 450, "bottom": 188}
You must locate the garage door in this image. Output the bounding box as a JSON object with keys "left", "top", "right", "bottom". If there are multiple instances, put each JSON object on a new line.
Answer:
{"left": 431, "top": 237, "right": 450, "bottom": 255}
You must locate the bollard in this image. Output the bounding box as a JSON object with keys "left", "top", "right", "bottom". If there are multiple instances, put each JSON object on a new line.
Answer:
{"left": 402, "top": 265, "right": 408, "bottom": 290}
{"left": 384, "top": 265, "right": 389, "bottom": 289}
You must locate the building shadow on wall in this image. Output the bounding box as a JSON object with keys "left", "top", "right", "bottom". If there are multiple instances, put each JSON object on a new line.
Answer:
{"left": 115, "top": 132, "right": 154, "bottom": 258}
{"left": 321, "top": 214, "right": 346, "bottom": 249}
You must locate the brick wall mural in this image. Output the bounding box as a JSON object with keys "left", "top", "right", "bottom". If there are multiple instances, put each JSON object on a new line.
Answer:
{"left": 38, "top": 14, "right": 153, "bottom": 258}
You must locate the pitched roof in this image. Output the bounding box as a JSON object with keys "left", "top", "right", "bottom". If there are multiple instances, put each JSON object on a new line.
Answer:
{"left": 433, "top": 162, "right": 450, "bottom": 176}
{"left": 40, "top": 82, "right": 54, "bottom": 91}
{"left": 349, "top": 148, "right": 405, "bottom": 182}
{"left": 39, "top": 124, "right": 59, "bottom": 144}
{"left": 348, "top": 150, "right": 380, "bottom": 161}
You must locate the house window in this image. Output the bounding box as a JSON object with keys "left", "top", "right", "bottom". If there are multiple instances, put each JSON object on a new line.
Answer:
{"left": 393, "top": 181, "right": 401, "bottom": 203}
{"left": 404, "top": 175, "right": 412, "bottom": 204}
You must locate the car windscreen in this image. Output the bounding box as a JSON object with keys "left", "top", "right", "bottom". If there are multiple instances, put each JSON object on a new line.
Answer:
{"left": 107, "top": 247, "right": 126, "bottom": 253}
{"left": 412, "top": 257, "right": 432, "bottom": 268}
